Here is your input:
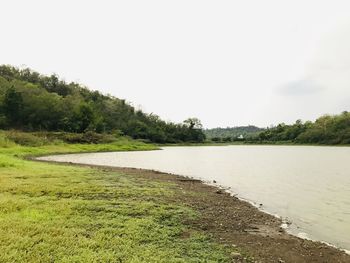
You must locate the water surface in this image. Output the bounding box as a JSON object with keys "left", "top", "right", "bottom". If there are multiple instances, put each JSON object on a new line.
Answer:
{"left": 40, "top": 145, "right": 350, "bottom": 251}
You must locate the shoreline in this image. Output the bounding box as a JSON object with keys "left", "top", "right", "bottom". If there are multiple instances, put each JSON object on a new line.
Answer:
{"left": 203, "top": 178, "right": 350, "bottom": 256}
{"left": 35, "top": 155, "right": 350, "bottom": 263}
{"left": 218, "top": 182, "right": 350, "bottom": 256}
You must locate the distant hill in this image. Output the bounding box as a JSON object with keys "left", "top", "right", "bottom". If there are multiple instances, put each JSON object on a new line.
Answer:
{"left": 204, "top": 126, "right": 264, "bottom": 139}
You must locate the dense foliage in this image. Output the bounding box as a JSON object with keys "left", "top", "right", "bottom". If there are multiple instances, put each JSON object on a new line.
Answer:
{"left": 0, "top": 65, "right": 205, "bottom": 143}
{"left": 204, "top": 126, "right": 263, "bottom": 142}
{"left": 205, "top": 114, "right": 350, "bottom": 145}
{"left": 249, "top": 113, "right": 350, "bottom": 145}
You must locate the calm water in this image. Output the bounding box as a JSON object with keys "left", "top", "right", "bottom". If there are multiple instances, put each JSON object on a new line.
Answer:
{"left": 39, "top": 146, "right": 350, "bottom": 251}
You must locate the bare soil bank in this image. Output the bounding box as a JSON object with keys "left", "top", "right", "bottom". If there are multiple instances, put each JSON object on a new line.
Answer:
{"left": 37, "top": 160, "right": 350, "bottom": 263}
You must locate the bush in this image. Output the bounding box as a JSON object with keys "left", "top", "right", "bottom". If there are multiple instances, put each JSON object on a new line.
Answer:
{"left": 0, "top": 132, "right": 16, "bottom": 147}
{"left": 3, "top": 131, "right": 120, "bottom": 145}
{"left": 222, "top": 136, "right": 232, "bottom": 142}
{"left": 41, "top": 131, "right": 117, "bottom": 144}
{"left": 5, "top": 131, "right": 47, "bottom": 146}
{"left": 0, "top": 115, "right": 7, "bottom": 129}
{"left": 211, "top": 137, "right": 222, "bottom": 143}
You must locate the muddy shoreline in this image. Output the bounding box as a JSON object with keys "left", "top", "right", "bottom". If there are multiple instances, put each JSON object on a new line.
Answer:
{"left": 34, "top": 158, "right": 350, "bottom": 263}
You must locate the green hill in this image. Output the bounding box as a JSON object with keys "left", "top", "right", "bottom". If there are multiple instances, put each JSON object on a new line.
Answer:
{"left": 0, "top": 65, "right": 205, "bottom": 143}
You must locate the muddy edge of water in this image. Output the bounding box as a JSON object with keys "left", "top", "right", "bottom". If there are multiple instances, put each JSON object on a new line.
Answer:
{"left": 34, "top": 157, "right": 350, "bottom": 263}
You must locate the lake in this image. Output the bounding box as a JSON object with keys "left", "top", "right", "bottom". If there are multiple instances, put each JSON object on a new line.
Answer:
{"left": 39, "top": 145, "right": 350, "bottom": 252}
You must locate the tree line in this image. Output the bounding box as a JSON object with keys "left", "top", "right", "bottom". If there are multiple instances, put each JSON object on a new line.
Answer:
{"left": 204, "top": 125, "right": 263, "bottom": 142}
{"left": 204, "top": 114, "right": 350, "bottom": 145}
{"left": 247, "top": 113, "right": 350, "bottom": 145}
{"left": 0, "top": 65, "right": 205, "bottom": 143}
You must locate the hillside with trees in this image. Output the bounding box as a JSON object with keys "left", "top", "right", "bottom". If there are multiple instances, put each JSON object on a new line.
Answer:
{"left": 0, "top": 65, "right": 205, "bottom": 143}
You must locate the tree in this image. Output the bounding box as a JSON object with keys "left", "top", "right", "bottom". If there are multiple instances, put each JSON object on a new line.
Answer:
{"left": 183, "top": 118, "right": 206, "bottom": 142}
{"left": 183, "top": 118, "right": 203, "bottom": 129}
{"left": 73, "top": 103, "right": 96, "bottom": 132}
{"left": 3, "top": 87, "right": 23, "bottom": 125}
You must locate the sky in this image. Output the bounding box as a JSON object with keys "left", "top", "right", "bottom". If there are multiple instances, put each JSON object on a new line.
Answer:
{"left": 1, "top": 0, "right": 350, "bottom": 128}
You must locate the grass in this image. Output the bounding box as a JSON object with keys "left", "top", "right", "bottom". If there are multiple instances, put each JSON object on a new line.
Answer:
{"left": 0, "top": 131, "right": 233, "bottom": 262}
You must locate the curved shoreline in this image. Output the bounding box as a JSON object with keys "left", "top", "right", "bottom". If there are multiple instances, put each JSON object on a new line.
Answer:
{"left": 220, "top": 182, "right": 350, "bottom": 256}
{"left": 34, "top": 154, "right": 350, "bottom": 263}
{"left": 201, "top": 177, "right": 350, "bottom": 256}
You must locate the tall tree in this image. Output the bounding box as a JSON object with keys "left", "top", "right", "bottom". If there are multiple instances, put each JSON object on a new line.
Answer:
{"left": 3, "top": 87, "right": 23, "bottom": 126}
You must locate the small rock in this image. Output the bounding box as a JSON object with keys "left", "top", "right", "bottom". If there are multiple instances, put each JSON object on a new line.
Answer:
{"left": 230, "top": 252, "right": 241, "bottom": 259}
{"left": 213, "top": 180, "right": 217, "bottom": 183}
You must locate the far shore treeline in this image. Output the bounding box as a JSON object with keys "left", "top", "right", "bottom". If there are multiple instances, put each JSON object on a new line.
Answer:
{"left": 206, "top": 114, "right": 350, "bottom": 145}
{"left": 251, "top": 114, "right": 350, "bottom": 145}
{"left": 0, "top": 65, "right": 205, "bottom": 143}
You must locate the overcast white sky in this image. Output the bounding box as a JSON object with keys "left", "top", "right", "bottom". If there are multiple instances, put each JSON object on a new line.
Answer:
{"left": 1, "top": 0, "right": 350, "bottom": 128}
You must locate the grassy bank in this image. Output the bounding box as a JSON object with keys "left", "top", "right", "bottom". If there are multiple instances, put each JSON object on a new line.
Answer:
{"left": 0, "top": 132, "right": 234, "bottom": 262}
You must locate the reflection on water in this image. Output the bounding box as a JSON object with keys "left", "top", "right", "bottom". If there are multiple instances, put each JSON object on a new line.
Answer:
{"left": 39, "top": 145, "right": 350, "bottom": 251}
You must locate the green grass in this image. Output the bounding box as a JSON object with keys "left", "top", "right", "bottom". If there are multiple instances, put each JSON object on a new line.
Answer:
{"left": 0, "top": 132, "right": 233, "bottom": 262}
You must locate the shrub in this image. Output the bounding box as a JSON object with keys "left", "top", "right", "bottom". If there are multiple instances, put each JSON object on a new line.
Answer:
{"left": 0, "top": 115, "right": 7, "bottom": 129}
{"left": 41, "top": 131, "right": 117, "bottom": 144}
{"left": 5, "top": 131, "right": 47, "bottom": 146}
{"left": 0, "top": 132, "right": 16, "bottom": 147}
{"left": 211, "top": 137, "right": 222, "bottom": 143}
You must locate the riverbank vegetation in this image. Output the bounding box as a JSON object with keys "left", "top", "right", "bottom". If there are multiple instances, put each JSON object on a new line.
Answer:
{"left": 0, "top": 65, "right": 205, "bottom": 144}
{"left": 253, "top": 113, "right": 350, "bottom": 144}
{"left": 206, "top": 112, "right": 350, "bottom": 145}
{"left": 0, "top": 132, "right": 236, "bottom": 262}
